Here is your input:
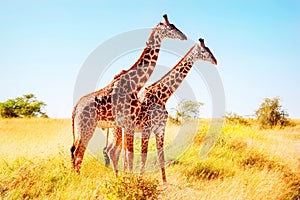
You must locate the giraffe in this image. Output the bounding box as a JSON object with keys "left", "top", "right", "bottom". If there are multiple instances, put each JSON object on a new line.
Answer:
{"left": 71, "top": 14, "right": 187, "bottom": 175}
{"left": 108, "top": 38, "right": 217, "bottom": 182}
{"left": 105, "top": 15, "right": 188, "bottom": 173}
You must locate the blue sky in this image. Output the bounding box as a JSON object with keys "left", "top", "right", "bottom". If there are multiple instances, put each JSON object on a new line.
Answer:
{"left": 0, "top": 1, "right": 299, "bottom": 118}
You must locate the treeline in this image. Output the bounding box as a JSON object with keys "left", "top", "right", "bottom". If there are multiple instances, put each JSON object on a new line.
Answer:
{"left": 225, "top": 97, "right": 294, "bottom": 129}
{"left": 169, "top": 97, "right": 295, "bottom": 129}
{"left": 0, "top": 94, "right": 295, "bottom": 129}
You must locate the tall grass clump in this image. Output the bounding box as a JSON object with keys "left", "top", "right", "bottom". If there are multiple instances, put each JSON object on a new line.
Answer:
{"left": 0, "top": 155, "right": 72, "bottom": 199}
{"left": 99, "top": 175, "right": 160, "bottom": 200}
{"left": 184, "top": 158, "right": 235, "bottom": 181}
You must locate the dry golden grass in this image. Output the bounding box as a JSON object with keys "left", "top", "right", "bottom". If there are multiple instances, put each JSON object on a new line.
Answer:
{"left": 0, "top": 118, "right": 71, "bottom": 159}
{"left": 0, "top": 118, "right": 299, "bottom": 199}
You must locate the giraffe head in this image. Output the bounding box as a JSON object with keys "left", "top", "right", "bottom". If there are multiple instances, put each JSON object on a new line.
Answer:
{"left": 191, "top": 38, "right": 217, "bottom": 65}
{"left": 153, "top": 14, "right": 187, "bottom": 41}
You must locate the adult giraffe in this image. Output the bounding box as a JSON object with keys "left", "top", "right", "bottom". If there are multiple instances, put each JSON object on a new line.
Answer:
{"left": 71, "top": 15, "right": 187, "bottom": 174}
{"left": 109, "top": 38, "right": 217, "bottom": 182}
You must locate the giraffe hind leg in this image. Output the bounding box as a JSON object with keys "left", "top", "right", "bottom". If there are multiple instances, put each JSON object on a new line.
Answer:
{"left": 106, "top": 128, "right": 122, "bottom": 176}
{"left": 73, "top": 140, "right": 86, "bottom": 174}
{"left": 103, "top": 147, "right": 110, "bottom": 167}
{"left": 72, "top": 122, "right": 97, "bottom": 174}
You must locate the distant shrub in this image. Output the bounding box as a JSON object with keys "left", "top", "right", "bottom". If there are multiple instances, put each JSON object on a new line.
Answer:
{"left": 255, "top": 97, "right": 293, "bottom": 129}
{"left": 225, "top": 112, "right": 251, "bottom": 126}
{"left": 170, "top": 99, "right": 203, "bottom": 124}
{"left": 100, "top": 175, "right": 160, "bottom": 200}
{"left": 168, "top": 115, "right": 181, "bottom": 125}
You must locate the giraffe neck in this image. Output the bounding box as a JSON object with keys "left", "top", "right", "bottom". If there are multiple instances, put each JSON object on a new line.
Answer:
{"left": 133, "top": 31, "right": 162, "bottom": 90}
{"left": 146, "top": 30, "right": 162, "bottom": 48}
{"left": 111, "top": 28, "right": 164, "bottom": 127}
{"left": 143, "top": 49, "right": 196, "bottom": 104}
{"left": 114, "top": 30, "right": 162, "bottom": 93}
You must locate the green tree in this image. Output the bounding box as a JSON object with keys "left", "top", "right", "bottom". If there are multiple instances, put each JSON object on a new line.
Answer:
{"left": 255, "top": 97, "right": 289, "bottom": 129}
{"left": 0, "top": 94, "right": 48, "bottom": 118}
{"left": 170, "top": 99, "right": 203, "bottom": 124}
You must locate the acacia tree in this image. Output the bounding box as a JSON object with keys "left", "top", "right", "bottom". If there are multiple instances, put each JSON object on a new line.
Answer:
{"left": 0, "top": 94, "right": 48, "bottom": 118}
{"left": 255, "top": 97, "right": 289, "bottom": 129}
{"left": 171, "top": 99, "right": 203, "bottom": 124}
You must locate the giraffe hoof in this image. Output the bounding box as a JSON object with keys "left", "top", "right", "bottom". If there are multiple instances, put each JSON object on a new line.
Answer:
{"left": 161, "top": 182, "right": 168, "bottom": 190}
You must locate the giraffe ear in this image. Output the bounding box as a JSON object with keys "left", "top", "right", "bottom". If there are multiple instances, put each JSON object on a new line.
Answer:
{"left": 199, "top": 38, "right": 205, "bottom": 47}
{"left": 163, "top": 14, "right": 170, "bottom": 25}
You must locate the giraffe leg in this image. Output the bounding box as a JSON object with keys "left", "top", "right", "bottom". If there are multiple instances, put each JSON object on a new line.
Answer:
{"left": 124, "top": 132, "right": 134, "bottom": 172}
{"left": 155, "top": 129, "right": 166, "bottom": 183}
{"left": 106, "top": 128, "right": 122, "bottom": 176}
{"left": 140, "top": 130, "right": 150, "bottom": 175}
{"left": 103, "top": 128, "right": 110, "bottom": 167}
{"left": 72, "top": 116, "right": 97, "bottom": 174}
{"left": 73, "top": 140, "right": 86, "bottom": 174}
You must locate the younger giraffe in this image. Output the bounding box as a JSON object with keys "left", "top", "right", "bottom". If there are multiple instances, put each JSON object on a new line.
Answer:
{"left": 110, "top": 38, "right": 217, "bottom": 182}
{"left": 71, "top": 15, "right": 187, "bottom": 174}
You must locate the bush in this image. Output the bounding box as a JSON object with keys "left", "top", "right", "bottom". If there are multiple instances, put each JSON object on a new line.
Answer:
{"left": 100, "top": 175, "right": 160, "bottom": 200}
{"left": 225, "top": 112, "right": 251, "bottom": 126}
{"left": 170, "top": 99, "right": 203, "bottom": 124}
{"left": 255, "top": 97, "right": 292, "bottom": 129}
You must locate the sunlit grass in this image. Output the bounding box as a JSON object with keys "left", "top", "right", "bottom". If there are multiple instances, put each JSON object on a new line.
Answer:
{"left": 0, "top": 118, "right": 299, "bottom": 199}
{"left": 0, "top": 118, "right": 71, "bottom": 159}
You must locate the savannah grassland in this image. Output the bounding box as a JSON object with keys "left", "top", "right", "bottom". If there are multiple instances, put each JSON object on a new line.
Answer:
{"left": 0, "top": 118, "right": 299, "bottom": 200}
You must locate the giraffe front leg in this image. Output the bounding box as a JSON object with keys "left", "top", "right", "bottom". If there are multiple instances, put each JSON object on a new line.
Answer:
{"left": 124, "top": 132, "right": 134, "bottom": 172}
{"left": 155, "top": 129, "right": 166, "bottom": 183}
{"left": 140, "top": 130, "right": 150, "bottom": 175}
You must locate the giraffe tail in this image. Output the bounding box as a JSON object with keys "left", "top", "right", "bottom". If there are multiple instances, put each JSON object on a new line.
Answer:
{"left": 70, "top": 104, "right": 78, "bottom": 165}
